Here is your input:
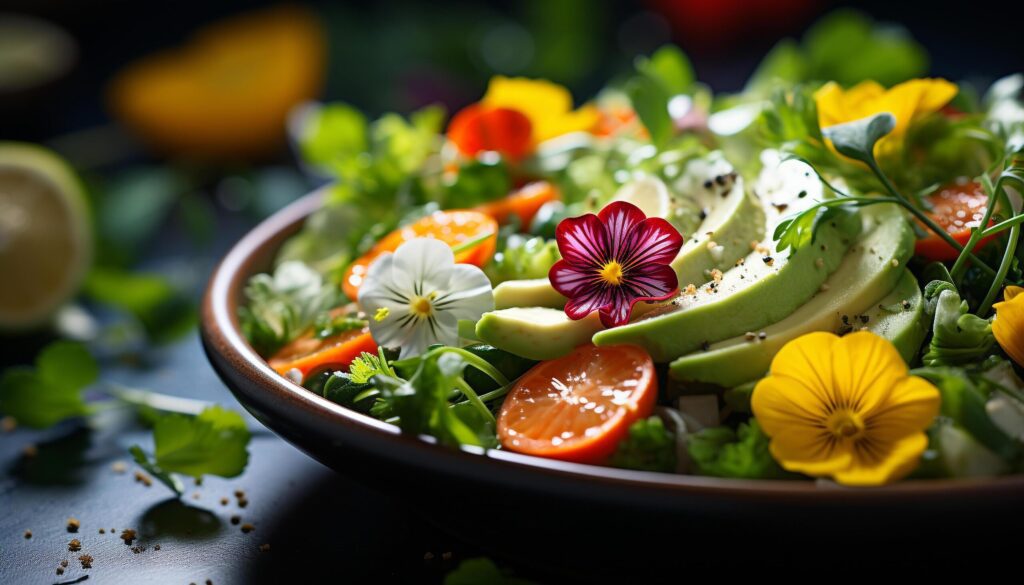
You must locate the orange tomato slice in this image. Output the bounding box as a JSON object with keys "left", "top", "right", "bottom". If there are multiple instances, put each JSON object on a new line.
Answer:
{"left": 342, "top": 209, "right": 498, "bottom": 301}
{"left": 914, "top": 181, "right": 997, "bottom": 261}
{"left": 446, "top": 104, "right": 533, "bottom": 161}
{"left": 269, "top": 329, "right": 376, "bottom": 381}
{"left": 473, "top": 181, "right": 559, "bottom": 231}
{"left": 496, "top": 344, "right": 658, "bottom": 464}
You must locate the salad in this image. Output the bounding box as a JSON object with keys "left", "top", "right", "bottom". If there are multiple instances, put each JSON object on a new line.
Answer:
{"left": 238, "top": 18, "right": 1024, "bottom": 487}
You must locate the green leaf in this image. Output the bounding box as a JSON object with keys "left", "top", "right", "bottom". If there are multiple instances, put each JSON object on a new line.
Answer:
{"left": 626, "top": 75, "right": 673, "bottom": 147}
{"left": 610, "top": 416, "right": 676, "bottom": 473}
{"left": 440, "top": 158, "right": 511, "bottom": 209}
{"left": 484, "top": 235, "right": 561, "bottom": 285}
{"left": 802, "top": 9, "right": 927, "bottom": 87}
{"left": 37, "top": 341, "right": 99, "bottom": 390}
{"left": 444, "top": 557, "right": 535, "bottom": 585}
{"left": 298, "top": 102, "right": 369, "bottom": 172}
{"left": 138, "top": 406, "right": 250, "bottom": 485}
{"left": 688, "top": 419, "right": 795, "bottom": 479}
{"left": 83, "top": 268, "right": 196, "bottom": 344}
{"left": 130, "top": 444, "right": 184, "bottom": 495}
{"left": 746, "top": 39, "right": 807, "bottom": 94}
{"left": 0, "top": 341, "right": 96, "bottom": 428}
{"left": 238, "top": 261, "right": 343, "bottom": 356}
{"left": 821, "top": 112, "right": 895, "bottom": 164}
{"left": 635, "top": 45, "right": 694, "bottom": 96}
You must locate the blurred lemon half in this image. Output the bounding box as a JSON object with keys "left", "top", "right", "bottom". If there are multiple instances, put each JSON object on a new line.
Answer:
{"left": 0, "top": 142, "right": 92, "bottom": 329}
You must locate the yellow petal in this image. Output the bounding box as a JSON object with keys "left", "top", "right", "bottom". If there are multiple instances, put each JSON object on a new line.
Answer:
{"left": 831, "top": 432, "right": 929, "bottom": 486}
{"left": 768, "top": 431, "right": 854, "bottom": 477}
{"left": 751, "top": 376, "right": 831, "bottom": 439}
{"left": 766, "top": 331, "right": 841, "bottom": 405}
{"left": 832, "top": 331, "right": 907, "bottom": 418}
{"left": 481, "top": 76, "right": 598, "bottom": 142}
{"left": 863, "top": 375, "right": 941, "bottom": 442}
{"left": 994, "top": 286, "right": 1024, "bottom": 367}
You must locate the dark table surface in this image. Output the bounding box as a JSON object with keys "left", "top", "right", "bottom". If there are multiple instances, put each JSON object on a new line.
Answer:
{"left": 0, "top": 199, "right": 520, "bottom": 585}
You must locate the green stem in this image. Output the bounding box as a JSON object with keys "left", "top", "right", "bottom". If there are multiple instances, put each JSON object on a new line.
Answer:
{"left": 978, "top": 222, "right": 1020, "bottom": 315}
{"left": 450, "top": 231, "right": 495, "bottom": 255}
{"left": 453, "top": 378, "right": 495, "bottom": 424}
{"left": 866, "top": 158, "right": 998, "bottom": 278}
{"left": 477, "top": 382, "right": 515, "bottom": 403}
{"left": 980, "top": 213, "right": 1024, "bottom": 237}
{"left": 106, "top": 384, "right": 211, "bottom": 416}
{"left": 425, "top": 346, "right": 510, "bottom": 387}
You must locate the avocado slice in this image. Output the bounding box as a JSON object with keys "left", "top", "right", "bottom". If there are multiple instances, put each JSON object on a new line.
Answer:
{"left": 669, "top": 156, "right": 766, "bottom": 287}
{"left": 668, "top": 205, "right": 915, "bottom": 387}
{"left": 493, "top": 278, "right": 566, "bottom": 310}
{"left": 854, "top": 270, "right": 927, "bottom": 363}
{"left": 594, "top": 202, "right": 862, "bottom": 362}
{"left": 474, "top": 307, "right": 603, "bottom": 361}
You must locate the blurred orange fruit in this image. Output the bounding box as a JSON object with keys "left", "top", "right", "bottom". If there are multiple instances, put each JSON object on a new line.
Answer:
{"left": 107, "top": 5, "right": 325, "bottom": 161}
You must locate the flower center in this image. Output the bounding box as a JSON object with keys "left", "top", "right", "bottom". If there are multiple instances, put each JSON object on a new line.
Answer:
{"left": 409, "top": 295, "right": 433, "bottom": 319}
{"left": 599, "top": 260, "right": 624, "bottom": 286}
{"left": 826, "top": 409, "right": 865, "bottom": 440}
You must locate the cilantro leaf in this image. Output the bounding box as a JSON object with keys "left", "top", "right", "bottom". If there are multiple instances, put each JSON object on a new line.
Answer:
{"left": 688, "top": 419, "right": 794, "bottom": 479}
{"left": 0, "top": 341, "right": 97, "bottom": 428}
{"left": 610, "top": 416, "right": 676, "bottom": 473}
{"left": 130, "top": 406, "right": 251, "bottom": 495}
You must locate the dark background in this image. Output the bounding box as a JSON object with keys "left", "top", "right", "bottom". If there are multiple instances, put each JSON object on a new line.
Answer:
{"left": 1, "top": 1, "right": 1021, "bottom": 583}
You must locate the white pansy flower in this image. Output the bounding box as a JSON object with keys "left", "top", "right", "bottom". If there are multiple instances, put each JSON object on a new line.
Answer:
{"left": 358, "top": 238, "right": 493, "bottom": 359}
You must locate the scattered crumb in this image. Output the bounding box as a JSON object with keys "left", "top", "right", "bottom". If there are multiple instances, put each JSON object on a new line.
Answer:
{"left": 1, "top": 416, "right": 16, "bottom": 433}
{"left": 890, "top": 258, "right": 899, "bottom": 267}
{"left": 762, "top": 256, "right": 775, "bottom": 267}
{"left": 56, "top": 567, "right": 64, "bottom": 575}
{"left": 192, "top": 493, "right": 201, "bottom": 501}
{"left": 233, "top": 490, "right": 245, "bottom": 499}
{"left": 154, "top": 544, "right": 161, "bottom": 551}
{"left": 237, "top": 498, "right": 249, "bottom": 508}
{"left": 240, "top": 523, "right": 255, "bottom": 534}
{"left": 744, "top": 332, "right": 757, "bottom": 341}
{"left": 259, "top": 543, "right": 271, "bottom": 553}
{"left": 23, "top": 530, "right": 32, "bottom": 539}
{"left": 758, "top": 331, "right": 767, "bottom": 340}
{"left": 684, "top": 283, "right": 697, "bottom": 295}
{"left": 194, "top": 477, "right": 203, "bottom": 487}
{"left": 78, "top": 554, "right": 93, "bottom": 569}
{"left": 67, "top": 518, "right": 80, "bottom": 533}
{"left": 206, "top": 580, "right": 213, "bottom": 585}
{"left": 68, "top": 539, "right": 82, "bottom": 552}
{"left": 220, "top": 498, "right": 229, "bottom": 506}
{"left": 22, "top": 444, "right": 38, "bottom": 458}
{"left": 131, "top": 546, "right": 143, "bottom": 554}
{"left": 111, "top": 461, "right": 127, "bottom": 474}
{"left": 99, "top": 529, "right": 105, "bottom": 534}
{"left": 230, "top": 515, "right": 241, "bottom": 525}
{"left": 705, "top": 240, "right": 718, "bottom": 251}
{"left": 134, "top": 470, "right": 153, "bottom": 487}
{"left": 60, "top": 560, "right": 68, "bottom": 568}
{"left": 710, "top": 269, "right": 723, "bottom": 283}
{"left": 120, "top": 529, "right": 137, "bottom": 545}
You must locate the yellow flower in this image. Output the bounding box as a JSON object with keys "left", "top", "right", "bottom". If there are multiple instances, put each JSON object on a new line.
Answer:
{"left": 814, "top": 78, "right": 958, "bottom": 157}
{"left": 751, "top": 331, "right": 940, "bottom": 486}
{"left": 994, "top": 286, "right": 1024, "bottom": 367}
{"left": 481, "top": 76, "right": 600, "bottom": 144}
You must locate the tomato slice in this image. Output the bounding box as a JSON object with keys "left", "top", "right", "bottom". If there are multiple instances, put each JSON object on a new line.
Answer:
{"left": 496, "top": 344, "right": 658, "bottom": 464}
{"left": 473, "top": 181, "right": 558, "bottom": 231}
{"left": 914, "top": 181, "right": 997, "bottom": 262}
{"left": 342, "top": 209, "right": 498, "bottom": 301}
{"left": 269, "top": 328, "right": 376, "bottom": 381}
{"left": 446, "top": 104, "right": 533, "bottom": 161}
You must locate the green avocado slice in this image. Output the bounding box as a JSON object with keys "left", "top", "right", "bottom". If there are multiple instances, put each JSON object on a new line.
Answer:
{"left": 854, "top": 271, "right": 927, "bottom": 364}
{"left": 474, "top": 307, "right": 603, "bottom": 361}
{"left": 668, "top": 205, "right": 915, "bottom": 387}
{"left": 593, "top": 203, "right": 862, "bottom": 362}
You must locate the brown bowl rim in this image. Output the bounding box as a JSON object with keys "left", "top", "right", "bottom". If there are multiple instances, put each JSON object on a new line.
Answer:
{"left": 200, "top": 187, "right": 1024, "bottom": 504}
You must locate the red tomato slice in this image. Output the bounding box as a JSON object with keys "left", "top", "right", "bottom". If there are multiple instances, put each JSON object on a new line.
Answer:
{"left": 914, "top": 181, "right": 997, "bottom": 262}
{"left": 496, "top": 344, "right": 658, "bottom": 464}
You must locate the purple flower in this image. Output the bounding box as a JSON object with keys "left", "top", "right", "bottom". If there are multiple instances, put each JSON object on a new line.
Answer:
{"left": 549, "top": 201, "right": 683, "bottom": 328}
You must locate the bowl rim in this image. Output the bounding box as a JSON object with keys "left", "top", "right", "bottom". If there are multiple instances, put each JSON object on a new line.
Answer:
{"left": 201, "top": 187, "right": 1024, "bottom": 503}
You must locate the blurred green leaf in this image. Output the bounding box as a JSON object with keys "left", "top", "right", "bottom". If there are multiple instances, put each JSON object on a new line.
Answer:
{"left": 803, "top": 9, "right": 927, "bottom": 86}
{"left": 746, "top": 39, "right": 806, "bottom": 93}
{"left": 636, "top": 45, "right": 694, "bottom": 96}
{"left": 84, "top": 268, "right": 196, "bottom": 344}
{"left": 0, "top": 341, "right": 96, "bottom": 428}
{"left": 626, "top": 74, "right": 673, "bottom": 147}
